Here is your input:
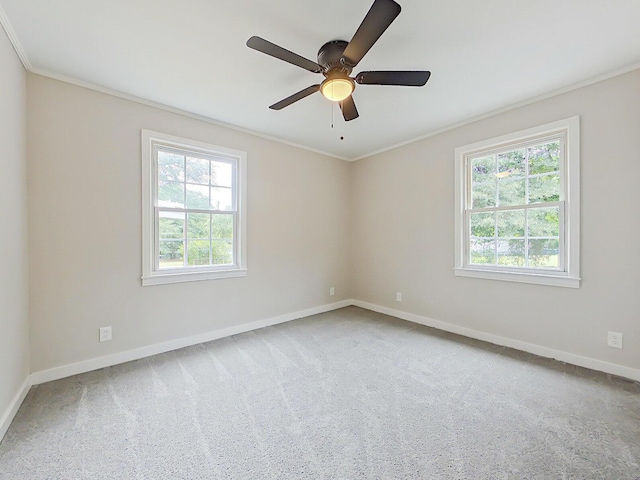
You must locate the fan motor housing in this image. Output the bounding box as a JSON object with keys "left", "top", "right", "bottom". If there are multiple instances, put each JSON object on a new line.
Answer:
{"left": 317, "top": 40, "right": 352, "bottom": 76}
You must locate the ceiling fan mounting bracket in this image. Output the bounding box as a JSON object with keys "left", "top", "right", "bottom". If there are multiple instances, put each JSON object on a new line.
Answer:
{"left": 317, "top": 40, "right": 352, "bottom": 76}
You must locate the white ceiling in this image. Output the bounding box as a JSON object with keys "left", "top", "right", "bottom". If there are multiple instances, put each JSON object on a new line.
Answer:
{"left": 1, "top": 0, "right": 639, "bottom": 160}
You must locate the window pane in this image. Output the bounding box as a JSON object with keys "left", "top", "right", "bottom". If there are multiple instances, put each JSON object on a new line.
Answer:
{"left": 158, "top": 181, "right": 184, "bottom": 207}
{"left": 470, "top": 239, "right": 495, "bottom": 265}
{"left": 470, "top": 212, "right": 495, "bottom": 238}
{"left": 529, "top": 141, "right": 560, "bottom": 175}
{"left": 497, "top": 149, "right": 525, "bottom": 177}
{"left": 497, "top": 239, "right": 525, "bottom": 266}
{"left": 528, "top": 207, "right": 560, "bottom": 237}
{"left": 187, "top": 213, "right": 210, "bottom": 239}
{"left": 212, "top": 161, "right": 233, "bottom": 187}
{"left": 159, "top": 240, "right": 184, "bottom": 268}
{"left": 212, "top": 214, "right": 234, "bottom": 265}
{"left": 471, "top": 155, "right": 495, "bottom": 184}
{"left": 498, "top": 177, "right": 526, "bottom": 207}
{"left": 186, "top": 157, "right": 210, "bottom": 185}
{"left": 529, "top": 174, "right": 560, "bottom": 204}
{"left": 211, "top": 187, "right": 233, "bottom": 211}
{"left": 186, "top": 184, "right": 210, "bottom": 209}
{"left": 471, "top": 181, "right": 496, "bottom": 208}
{"left": 529, "top": 239, "right": 560, "bottom": 268}
{"left": 497, "top": 210, "right": 525, "bottom": 237}
{"left": 187, "top": 240, "right": 211, "bottom": 266}
{"left": 159, "top": 211, "right": 184, "bottom": 239}
{"left": 212, "top": 240, "right": 233, "bottom": 265}
{"left": 212, "top": 214, "right": 233, "bottom": 239}
{"left": 158, "top": 151, "right": 184, "bottom": 182}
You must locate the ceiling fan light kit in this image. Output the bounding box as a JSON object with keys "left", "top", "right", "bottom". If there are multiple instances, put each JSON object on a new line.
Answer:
{"left": 246, "top": 0, "right": 430, "bottom": 121}
{"left": 320, "top": 77, "right": 355, "bottom": 102}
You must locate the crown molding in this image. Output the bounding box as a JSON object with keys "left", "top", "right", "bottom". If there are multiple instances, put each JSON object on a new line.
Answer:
{"left": 28, "top": 67, "right": 349, "bottom": 162}
{"left": 352, "top": 62, "right": 640, "bottom": 161}
{"left": 3, "top": 2, "right": 638, "bottom": 164}
{"left": 0, "top": 3, "right": 31, "bottom": 70}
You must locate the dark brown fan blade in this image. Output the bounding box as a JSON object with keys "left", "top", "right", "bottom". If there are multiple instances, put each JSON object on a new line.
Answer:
{"left": 269, "top": 85, "right": 321, "bottom": 110}
{"left": 339, "top": 96, "right": 359, "bottom": 121}
{"left": 247, "top": 36, "right": 323, "bottom": 73}
{"left": 355, "top": 71, "right": 431, "bottom": 86}
{"left": 341, "top": 0, "right": 401, "bottom": 68}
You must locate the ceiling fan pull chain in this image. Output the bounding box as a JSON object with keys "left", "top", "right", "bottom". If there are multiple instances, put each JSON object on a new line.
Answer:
{"left": 331, "top": 101, "right": 334, "bottom": 129}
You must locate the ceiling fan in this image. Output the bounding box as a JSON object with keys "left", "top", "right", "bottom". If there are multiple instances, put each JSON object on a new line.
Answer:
{"left": 246, "top": 0, "right": 430, "bottom": 122}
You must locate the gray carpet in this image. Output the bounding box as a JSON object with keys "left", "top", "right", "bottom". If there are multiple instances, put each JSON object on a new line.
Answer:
{"left": 1, "top": 306, "right": 639, "bottom": 479}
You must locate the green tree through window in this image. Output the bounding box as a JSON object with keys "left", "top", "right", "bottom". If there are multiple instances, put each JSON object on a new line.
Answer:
{"left": 142, "top": 130, "right": 247, "bottom": 286}
{"left": 469, "top": 140, "right": 562, "bottom": 269}
{"left": 156, "top": 149, "right": 236, "bottom": 269}
{"left": 454, "top": 117, "right": 580, "bottom": 287}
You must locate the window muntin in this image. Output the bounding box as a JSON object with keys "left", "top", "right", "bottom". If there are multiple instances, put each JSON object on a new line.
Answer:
{"left": 142, "top": 131, "right": 247, "bottom": 285}
{"left": 467, "top": 136, "right": 564, "bottom": 271}
{"left": 454, "top": 117, "right": 580, "bottom": 288}
{"left": 155, "top": 146, "right": 236, "bottom": 270}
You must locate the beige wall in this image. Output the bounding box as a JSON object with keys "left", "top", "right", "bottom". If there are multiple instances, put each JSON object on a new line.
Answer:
{"left": 352, "top": 69, "right": 640, "bottom": 370}
{"left": 23, "top": 66, "right": 640, "bottom": 377}
{"left": 0, "top": 28, "right": 29, "bottom": 421}
{"left": 27, "top": 74, "right": 351, "bottom": 372}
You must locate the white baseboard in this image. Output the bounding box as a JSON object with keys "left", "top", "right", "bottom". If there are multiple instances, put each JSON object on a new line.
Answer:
{"left": 352, "top": 300, "right": 640, "bottom": 383}
{"left": 29, "top": 299, "right": 352, "bottom": 386}
{"left": 5, "top": 297, "right": 638, "bottom": 445}
{"left": 0, "top": 376, "right": 32, "bottom": 442}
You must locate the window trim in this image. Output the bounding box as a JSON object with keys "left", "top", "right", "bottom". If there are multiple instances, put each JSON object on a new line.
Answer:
{"left": 454, "top": 116, "right": 580, "bottom": 288}
{"left": 141, "top": 130, "right": 247, "bottom": 286}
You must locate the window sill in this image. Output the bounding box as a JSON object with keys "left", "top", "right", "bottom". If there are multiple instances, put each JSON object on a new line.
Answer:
{"left": 454, "top": 267, "right": 580, "bottom": 288}
{"left": 142, "top": 268, "right": 247, "bottom": 286}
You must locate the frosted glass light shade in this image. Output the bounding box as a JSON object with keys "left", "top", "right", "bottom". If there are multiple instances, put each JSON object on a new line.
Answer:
{"left": 320, "top": 78, "right": 354, "bottom": 102}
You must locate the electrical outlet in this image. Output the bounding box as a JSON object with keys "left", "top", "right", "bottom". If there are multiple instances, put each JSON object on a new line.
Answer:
{"left": 329, "top": 287, "right": 335, "bottom": 296}
{"left": 99, "top": 326, "right": 112, "bottom": 342}
{"left": 396, "top": 292, "right": 402, "bottom": 302}
{"left": 607, "top": 331, "right": 622, "bottom": 349}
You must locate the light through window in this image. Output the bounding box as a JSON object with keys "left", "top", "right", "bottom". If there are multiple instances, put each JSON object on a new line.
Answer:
{"left": 468, "top": 139, "right": 563, "bottom": 269}
{"left": 157, "top": 148, "right": 235, "bottom": 269}
{"left": 142, "top": 131, "right": 247, "bottom": 285}
{"left": 454, "top": 117, "right": 580, "bottom": 287}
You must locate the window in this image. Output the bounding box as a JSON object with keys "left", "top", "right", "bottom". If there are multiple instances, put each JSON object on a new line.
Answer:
{"left": 454, "top": 117, "right": 580, "bottom": 287}
{"left": 142, "top": 130, "right": 247, "bottom": 285}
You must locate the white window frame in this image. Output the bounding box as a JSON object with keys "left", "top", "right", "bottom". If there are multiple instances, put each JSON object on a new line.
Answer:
{"left": 141, "top": 130, "right": 247, "bottom": 286}
{"left": 454, "top": 116, "right": 580, "bottom": 288}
